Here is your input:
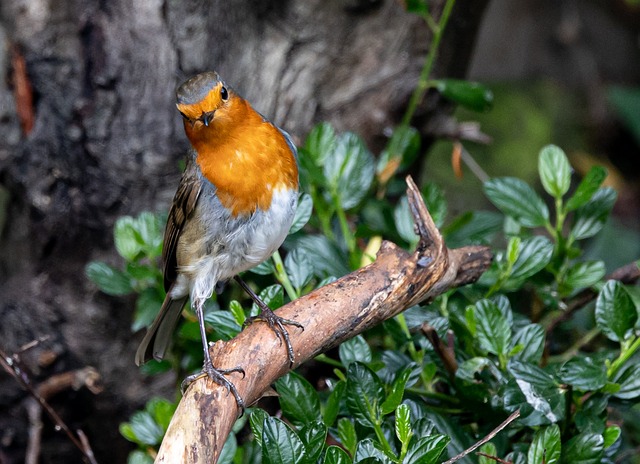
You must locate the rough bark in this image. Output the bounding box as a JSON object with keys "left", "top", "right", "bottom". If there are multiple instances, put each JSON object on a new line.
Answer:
{"left": 156, "top": 177, "right": 491, "bottom": 463}
{"left": 0, "top": 0, "right": 489, "bottom": 461}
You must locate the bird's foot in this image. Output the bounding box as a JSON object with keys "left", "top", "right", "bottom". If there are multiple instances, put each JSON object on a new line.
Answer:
{"left": 181, "top": 362, "right": 246, "bottom": 410}
{"left": 244, "top": 307, "right": 304, "bottom": 366}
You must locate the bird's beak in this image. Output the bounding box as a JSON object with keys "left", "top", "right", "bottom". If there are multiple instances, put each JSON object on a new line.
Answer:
{"left": 201, "top": 111, "right": 215, "bottom": 127}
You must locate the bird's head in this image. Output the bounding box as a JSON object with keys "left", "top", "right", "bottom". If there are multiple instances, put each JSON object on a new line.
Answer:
{"left": 176, "top": 71, "right": 239, "bottom": 143}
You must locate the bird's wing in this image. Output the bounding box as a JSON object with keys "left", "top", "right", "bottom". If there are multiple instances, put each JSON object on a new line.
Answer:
{"left": 162, "top": 156, "right": 202, "bottom": 292}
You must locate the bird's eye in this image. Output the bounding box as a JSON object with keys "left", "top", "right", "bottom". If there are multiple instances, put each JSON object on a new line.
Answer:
{"left": 220, "top": 86, "right": 229, "bottom": 101}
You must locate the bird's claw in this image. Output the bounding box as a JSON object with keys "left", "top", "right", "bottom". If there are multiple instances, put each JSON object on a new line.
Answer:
{"left": 181, "top": 361, "right": 246, "bottom": 411}
{"left": 245, "top": 309, "right": 303, "bottom": 367}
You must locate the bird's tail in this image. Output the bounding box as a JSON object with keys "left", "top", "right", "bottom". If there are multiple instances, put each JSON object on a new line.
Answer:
{"left": 135, "top": 294, "right": 188, "bottom": 366}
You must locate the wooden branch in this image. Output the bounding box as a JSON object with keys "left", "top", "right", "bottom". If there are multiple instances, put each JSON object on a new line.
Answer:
{"left": 155, "top": 176, "right": 492, "bottom": 463}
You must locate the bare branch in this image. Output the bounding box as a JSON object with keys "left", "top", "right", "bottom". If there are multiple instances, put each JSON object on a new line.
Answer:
{"left": 155, "top": 176, "right": 492, "bottom": 463}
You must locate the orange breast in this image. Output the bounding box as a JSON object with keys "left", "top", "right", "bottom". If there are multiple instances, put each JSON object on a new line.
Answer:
{"left": 187, "top": 99, "right": 298, "bottom": 216}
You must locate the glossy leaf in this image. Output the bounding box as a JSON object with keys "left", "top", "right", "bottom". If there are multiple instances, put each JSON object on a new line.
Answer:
{"left": 346, "top": 362, "right": 385, "bottom": 428}
{"left": 528, "top": 424, "right": 561, "bottom": 464}
{"left": 285, "top": 248, "right": 314, "bottom": 292}
{"left": 354, "top": 439, "right": 390, "bottom": 463}
{"left": 324, "top": 446, "right": 351, "bottom": 464}
{"left": 275, "top": 372, "right": 322, "bottom": 426}
{"left": 381, "top": 367, "right": 412, "bottom": 415}
{"left": 261, "top": 416, "right": 306, "bottom": 464}
{"left": 120, "top": 411, "right": 163, "bottom": 446}
{"left": 484, "top": 177, "right": 549, "bottom": 228}
{"left": 508, "top": 361, "right": 565, "bottom": 424}
{"left": 478, "top": 442, "right": 497, "bottom": 464}
{"left": 558, "top": 356, "right": 607, "bottom": 391}
{"left": 299, "top": 420, "right": 327, "bottom": 464}
{"left": 511, "top": 324, "right": 545, "bottom": 363}
{"left": 395, "top": 404, "right": 413, "bottom": 446}
{"left": 444, "top": 210, "right": 502, "bottom": 247}
{"left": 571, "top": 188, "right": 617, "bottom": 240}
{"left": 218, "top": 434, "right": 237, "bottom": 464}
{"left": 538, "top": 145, "right": 571, "bottom": 198}
{"left": 434, "top": 79, "right": 493, "bottom": 112}
{"left": 132, "top": 287, "right": 165, "bottom": 331}
{"left": 404, "top": 434, "right": 450, "bottom": 464}
{"left": 595, "top": 280, "right": 637, "bottom": 342}
{"left": 249, "top": 408, "right": 270, "bottom": 448}
{"left": 561, "top": 432, "right": 604, "bottom": 464}
{"left": 565, "top": 166, "right": 608, "bottom": 212}
{"left": 509, "top": 236, "right": 554, "bottom": 282}
{"left": 204, "top": 310, "right": 241, "bottom": 340}
{"left": 304, "top": 122, "right": 336, "bottom": 165}
{"left": 612, "top": 363, "right": 640, "bottom": 399}
{"left": 474, "top": 299, "right": 511, "bottom": 357}
{"left": 561, "top": 260, "right": 606, "bottom": 294}
{"left": 292, "top": 234, "right": 350, "bottom": 278}
{"left": 339, "top": 334, "right": 372, "bottom": 367}
{"left": 289, "top": 193, "right": 313, "bottom": 234}
{"left": 337, "top": 418, "right": 357, "bottom": 455}
{"left": 603, "top": 425, "right": 621, "bottom": 449}
{"left": 377, "top": 125, "right": 420, "bottom": 181}
{"left": 323, "top": 380, "right": 346, "bottom": 427}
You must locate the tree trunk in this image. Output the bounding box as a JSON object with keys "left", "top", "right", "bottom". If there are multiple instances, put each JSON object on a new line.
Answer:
{"left": 0, "top": 0, "right": 489, "bottom": 461}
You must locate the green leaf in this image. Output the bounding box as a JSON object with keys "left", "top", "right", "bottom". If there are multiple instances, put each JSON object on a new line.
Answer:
{"left": 434, "top": 79, "right": 494, "bottom": 112}
{"left": 444, "top": 210, "right": 502, "bottom": 247}
{"left": 229, "top": 300, "right": 246, "bottom": 326}
{"left": 285, "top": 248, "right": 314, "bottom": 293}
{"left": 571, "top": 187, "right": 617, "bottom": 240}
{"left": 127, "top": 450, "right": 154, "bottom": 464}
{"left": 275, "top": 372, "right": 323, "bottom": 426}
{"left": 324, "top": 132, "right": 375, "bottom": 210}
{"left": 339, "top": 335, "right": 372, "bottom": 368}
{"left": 337, "top": 418, "right": 357, "bottom": 455}
{"left": 528, "top": 424, "right": 561, "bottom": 464}
{"left": 395, "top": 404, "right": 413, "bottom": 446}
{"left": 595, "top": 280, "right": 637, "bottom": 342}
{"left": 204, "top": 310, "right": 241, "bottom": 340}
{"left": 474, "top": 300, "right": 511, "bottom": 357}
{"left": 134, "top": 211, "right": 164, "bottom": 257}
{"left": 304, "top": 122, "right": 337, "bottom": 165}
{"left": 354, "top": 439, "right": 390, "bottom": 463}
{"left": 478, "top": 442, "right": 497, "bottom": 464}
{"left": 218, "top": 434, "right": 237, "bottom": 464}
{"left": 324, "top": 446, "right": 351, "bottom": 464}
{"left": 538, "top": 145, "right": 571, "bottom": 198}
{"left": 262, "top": 416, "right": 307, "bottom": 464}
{"left": 421, "top": 183, "right": 447, "bottom": 228}
{"left": 509, "top": 236, "right": 554, "bottom": 282}
{"left": 561, "top": 432, "right": 604, "bottom": 464}
{"left": 250, "top": 408, "right": 270, "bottom": 448}
{"left": 298, "top": 420, "right": 327, "bottom": 464}
{"left": 558, "top": 356, "right": 607, "bottom": 391}
{"left": 508, "top": 361, "right": 565, "bottom": 424}
{"left": 132, "top": 288, "right": 165, "bottom": 332}
{"left": 404, "top": 434, "right": 450, "bottom": 464}
{"left": 377, "top": 125, "right": 420, "bottom": 179}
{"left": 561, "top": 260, "right": 606, "bottom": 294}
{"left": 511, "top": 324, "right": 545, "bottom": 363}
{"left": 394, "top": 196, "right": 419, "bottom": 246}
{"left": 114, "top": 216, "right": 142, "bottom": 261}
{"left": 85, "top": 261, "right": 133, "bottom": 296}
{"left": 612, "top": 363, "right": 640, "bottom": 399}
{"left": 290, "top": 193, "right": 313, "bottom": 234}
{"left": 255, "top": 284, "right": 285, "bottom": 312}
{"left": 292, "top": 235, "right": 350, "bottom": 278}
{"left": 146, "top": 397, "right": 176, "bottom": 432}
{"left": 381, "top": 367, "right": 412, "bottom": 415}
{"left": 323, "top": 380, "right": 346, "bottom": 427}
{"left": 345, "top": 362, "right": 385, "bottom": 428}
{"left": 565, "top": 166, "right": 608, "bottom": 212}
{"left": 251, "top": 260, "right": 276, "bottom": 276}
{"left": 484, "top": 177, "right": 549, "bottom": 227}
{"left": 456, "top": 357, "right": 492, "bottom": 383}
{"left": 119, "top": 411, "right": 163, "bottom": 446}
{"left": 603, "top": 425, "right": 621, "bottom": 449}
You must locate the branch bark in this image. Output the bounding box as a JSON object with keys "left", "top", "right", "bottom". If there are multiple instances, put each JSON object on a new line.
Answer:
{"left": 155, "top": 177, "right": 492, "bottom": 463}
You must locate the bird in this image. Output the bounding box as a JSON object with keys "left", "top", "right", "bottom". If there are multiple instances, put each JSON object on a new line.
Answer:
{"left": 135, "top": 71, "right": 302, "bottom": 408}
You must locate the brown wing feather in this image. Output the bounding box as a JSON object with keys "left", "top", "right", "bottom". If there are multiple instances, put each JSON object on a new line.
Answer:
{"left": 162, "top": 157, "right": 202, "bottom": 291}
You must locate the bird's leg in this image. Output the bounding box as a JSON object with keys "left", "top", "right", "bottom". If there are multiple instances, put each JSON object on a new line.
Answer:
{"left": 234, "top": 275, "right": 304, "bottom": 366}
{"left": 181, "top": 298, "right": 245, "bottom": 410}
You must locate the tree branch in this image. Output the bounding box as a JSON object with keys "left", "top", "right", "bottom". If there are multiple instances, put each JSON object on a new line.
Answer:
{"left": 155, "top": 176, "right": 492, "bottom": 463}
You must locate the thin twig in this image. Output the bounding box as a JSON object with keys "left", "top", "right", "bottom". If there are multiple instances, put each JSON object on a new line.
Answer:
{"left": 441, "top": 410, "right": 521, "bottom": 464}
{"left": 0, "top": 347, "right": 100, "bottom": 464}
{"left": 476, "top": 452, "right": 513, "bottom": 464}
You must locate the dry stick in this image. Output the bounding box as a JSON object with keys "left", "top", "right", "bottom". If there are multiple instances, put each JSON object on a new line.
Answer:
{"left": 441, "top": 410, "right": 521, "bottom": 464}
{"left": 0, "top": 349, "right": 100, "bottom": 464}
{"left": 476, "top": 452, "right": 512, "bottom": 464}
{"left": 155, "top": 176, "right": 492, "bottom": 463}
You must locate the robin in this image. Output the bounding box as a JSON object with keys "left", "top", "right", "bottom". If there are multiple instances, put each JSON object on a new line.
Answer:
{"left": 135, "top": 71, "right": 302, "bottom": 408}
